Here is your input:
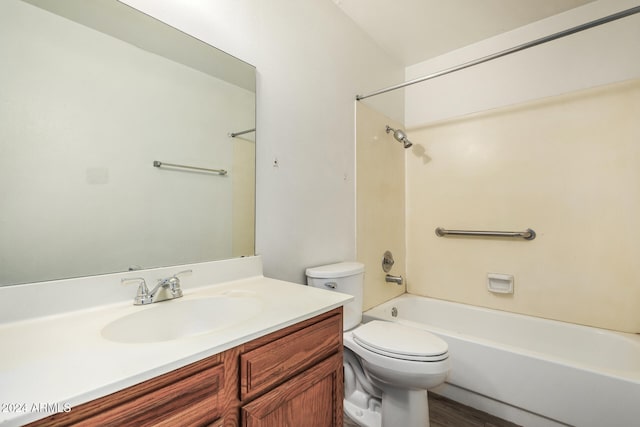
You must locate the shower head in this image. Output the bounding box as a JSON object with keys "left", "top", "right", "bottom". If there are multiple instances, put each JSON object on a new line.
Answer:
{"left": 385, "top": 125, "right": 413, "bottom": 149}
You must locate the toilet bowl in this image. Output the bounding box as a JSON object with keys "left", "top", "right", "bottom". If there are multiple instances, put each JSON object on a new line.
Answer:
{"left": 306, "top": 262, "right": 450, "bottom": 427}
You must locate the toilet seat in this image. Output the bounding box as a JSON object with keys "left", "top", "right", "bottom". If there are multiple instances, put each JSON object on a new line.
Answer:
{"left": 352, "top": 321, "right": 448, "bottom": 362}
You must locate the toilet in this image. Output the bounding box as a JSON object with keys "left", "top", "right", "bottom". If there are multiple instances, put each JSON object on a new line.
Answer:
{"left": 306, "top": 262, "right": 450, "bottom": 427}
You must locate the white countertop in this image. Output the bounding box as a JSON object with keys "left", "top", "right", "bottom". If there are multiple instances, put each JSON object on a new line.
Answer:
{"left": 0, "top": 274, "right": 352, "bottom": 426}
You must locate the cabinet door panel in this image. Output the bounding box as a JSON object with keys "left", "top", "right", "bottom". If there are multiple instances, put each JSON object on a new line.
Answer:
{"left": 240, "top": 314, "right": 342, "bottom": 400}
{"left": 241, "top": 353, "right": 343, "bottom": 427}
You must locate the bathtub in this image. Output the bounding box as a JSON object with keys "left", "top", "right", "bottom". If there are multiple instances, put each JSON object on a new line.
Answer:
{"left": 363, "top": 294, "right": 640, "bottom": 427}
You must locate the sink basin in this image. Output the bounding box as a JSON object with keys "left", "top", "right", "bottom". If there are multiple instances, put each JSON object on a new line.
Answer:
{"left": 101, "top": 295, "right": 262, "bottom": 343}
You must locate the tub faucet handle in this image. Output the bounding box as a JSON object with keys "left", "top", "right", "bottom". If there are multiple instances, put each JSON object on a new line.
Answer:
{"left": 382, "top": 250, "right": 395, "bottom": 273}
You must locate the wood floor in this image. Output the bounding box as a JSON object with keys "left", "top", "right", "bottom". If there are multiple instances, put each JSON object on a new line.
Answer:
{"left": 344, "top": 393, "right": 521, "bottom": 427}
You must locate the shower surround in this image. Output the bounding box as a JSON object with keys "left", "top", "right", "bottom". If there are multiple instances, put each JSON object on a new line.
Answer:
{"left": 406, "top": 79, "right": 640, "bottom": 332}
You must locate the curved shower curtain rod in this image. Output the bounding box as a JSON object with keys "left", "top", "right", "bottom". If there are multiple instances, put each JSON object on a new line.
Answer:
{"left": 355, "top": 5, "right": 640, "bottom": 101}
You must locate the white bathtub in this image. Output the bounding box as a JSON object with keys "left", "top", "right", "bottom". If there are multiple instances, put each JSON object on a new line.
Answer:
{"left": 363, "top": 294, "right": 640, "bottom": 427}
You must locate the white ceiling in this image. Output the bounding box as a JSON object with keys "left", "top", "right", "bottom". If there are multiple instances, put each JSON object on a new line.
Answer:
{"left": 332, "top": 0, "right": 596, "bottom": 66}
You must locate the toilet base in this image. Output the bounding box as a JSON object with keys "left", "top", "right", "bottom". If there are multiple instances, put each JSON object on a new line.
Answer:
{"left": 344, "top": 388, "right": 430, "bottom": 427}
{"left": 381, "top": 386, "right": 430, "bottom": 427}
{"left": 344, "top": 399, "right": 381, "bottom": 427}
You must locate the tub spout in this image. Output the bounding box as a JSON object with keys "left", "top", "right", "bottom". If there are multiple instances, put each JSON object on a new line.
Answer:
{"left": 385, "top": 274, "right": 403, "bottom": 285}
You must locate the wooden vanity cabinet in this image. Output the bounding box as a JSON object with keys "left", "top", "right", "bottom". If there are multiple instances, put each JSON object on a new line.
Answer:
{"left": 26, "top": 307, "right": 343, "bottom": 427}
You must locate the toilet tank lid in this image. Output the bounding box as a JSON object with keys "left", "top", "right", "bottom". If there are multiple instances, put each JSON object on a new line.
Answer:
{"left": 306, "top": 262, "right": 364, "bottom": 278}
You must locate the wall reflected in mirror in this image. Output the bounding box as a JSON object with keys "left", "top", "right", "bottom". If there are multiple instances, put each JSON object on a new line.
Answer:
{"left": 0, "top": 0, "right": 256, "bottom": 286}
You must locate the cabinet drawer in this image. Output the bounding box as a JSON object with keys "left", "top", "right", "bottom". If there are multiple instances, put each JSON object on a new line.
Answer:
{"left": 240, "top": 313, "right": 342, "bottom": 400}
{"left": 76, "top": 363, "right": 224, "bottom": 427}
{"left": 28, "top": 360, "right": 224, "bottom": 427}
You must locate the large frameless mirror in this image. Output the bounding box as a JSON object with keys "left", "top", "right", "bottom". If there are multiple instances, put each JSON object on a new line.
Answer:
{"left": 0, "top": 0, "right": 256, "bottom": 286}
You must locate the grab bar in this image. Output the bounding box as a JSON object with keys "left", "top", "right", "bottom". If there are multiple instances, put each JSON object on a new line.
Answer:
{"left": 435, "top": 227, "right": 536, "bottom": 240}
{"left": 153, "top": 161, "right": 227, "bottom": 176}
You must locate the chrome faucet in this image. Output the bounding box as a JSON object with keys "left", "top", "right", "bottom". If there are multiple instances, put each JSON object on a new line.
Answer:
{"left": 122, "top": 269, "right": 192, "bottom": 305}
{"left": 385, "top": 274, "right": 403, "bottom": 285}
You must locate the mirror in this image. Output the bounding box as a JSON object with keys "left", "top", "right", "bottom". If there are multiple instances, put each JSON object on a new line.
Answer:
{"left": 0, "top": 0, "right": 256, "bottom": 286}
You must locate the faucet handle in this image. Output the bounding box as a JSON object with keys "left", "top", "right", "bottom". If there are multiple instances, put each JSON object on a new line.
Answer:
{"left": 168, "top": 269, "right": 192, "bottom": 288}
{"left": 163, "top": 269, "right": 192, "bottom": 297}
{"left": 172, "top": 269, "right": 193, "bottom": 279}
{"left": 122, "top": 277, "right": 152, "bottom": 305}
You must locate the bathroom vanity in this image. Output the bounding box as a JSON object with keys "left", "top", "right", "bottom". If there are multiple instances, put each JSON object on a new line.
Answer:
{"left": 26, "top": 308, "right": 343, "bottom": 426}
{"left": 0, "top": 257, "right": 351, "bottom": 427}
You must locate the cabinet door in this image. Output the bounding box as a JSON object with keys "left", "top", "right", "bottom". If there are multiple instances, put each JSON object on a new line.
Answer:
{"left": 241, "top": 353, "right": 343, "bottom": 427}
{"left": 240, "top": 313, "right": 342, "bottom": 400}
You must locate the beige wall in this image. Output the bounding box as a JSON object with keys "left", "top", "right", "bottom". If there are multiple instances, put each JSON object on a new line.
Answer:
{"left": 356, "top": 103, "right": 407, "bottom": 310}
{"left": 406, "top": 80, "right": 640, "bottom": 333}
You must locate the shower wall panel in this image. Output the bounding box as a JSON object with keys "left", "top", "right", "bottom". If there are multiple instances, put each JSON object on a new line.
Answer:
{"left": 405, "top": 80, "right": 640, "bottom": 333}
{"left": 356, "top": 103, "right": 406, "bottom": 310}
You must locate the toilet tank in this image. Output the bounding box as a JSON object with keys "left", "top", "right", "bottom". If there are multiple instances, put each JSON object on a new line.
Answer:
{"left": 306, "top": 262, "right": 364, "bottom": 331}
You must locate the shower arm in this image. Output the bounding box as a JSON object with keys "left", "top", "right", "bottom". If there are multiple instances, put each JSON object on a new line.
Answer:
{"left": 385, "top": 125, "right": 413, "bottom": 148}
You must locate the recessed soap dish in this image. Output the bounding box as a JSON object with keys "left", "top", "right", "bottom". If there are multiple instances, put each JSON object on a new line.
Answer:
{"left": 487, "top": 273, "right": 514, "bottom": 294}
